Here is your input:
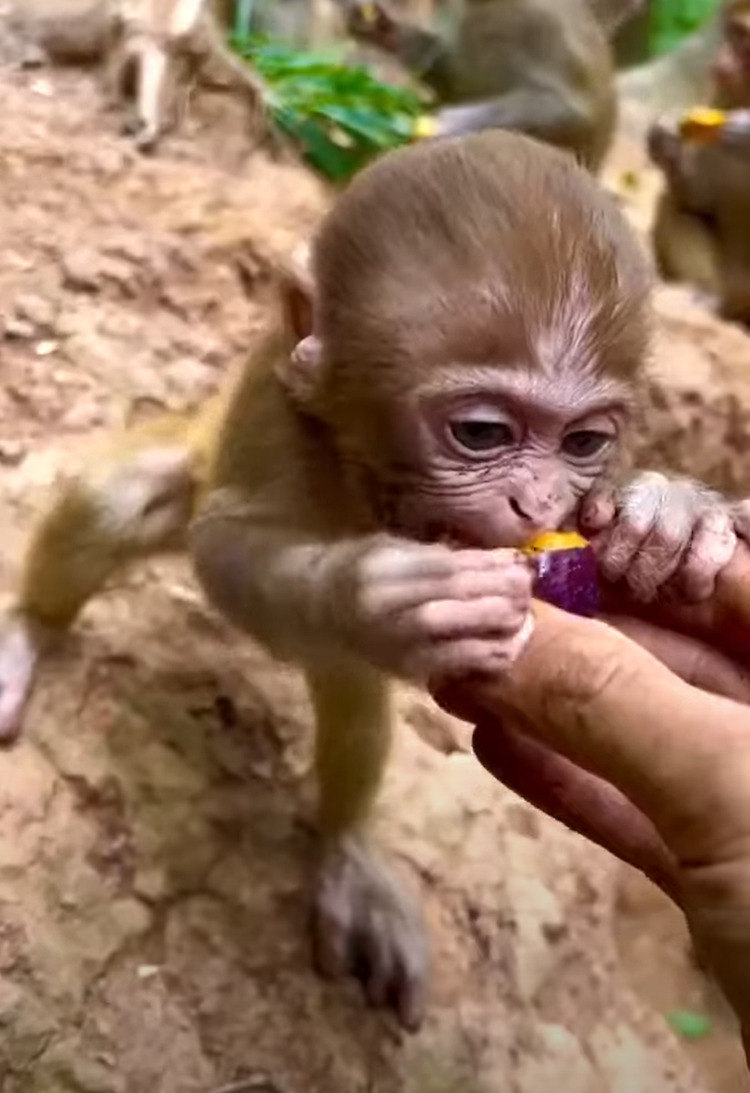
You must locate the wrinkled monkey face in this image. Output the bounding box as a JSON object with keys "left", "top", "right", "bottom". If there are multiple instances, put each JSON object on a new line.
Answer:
{"left": 367, "top": 365, "right": 631, "bottom": 549}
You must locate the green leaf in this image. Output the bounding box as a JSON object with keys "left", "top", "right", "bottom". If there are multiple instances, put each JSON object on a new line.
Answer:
{"left": 224, "top": 30, "right": 427, "bottom": 181}
{"left": 666, "top": 1010, "right": 713, "bottom": 1041}
{"left": 649, "top": 0, "right": 722, "bottom": 58}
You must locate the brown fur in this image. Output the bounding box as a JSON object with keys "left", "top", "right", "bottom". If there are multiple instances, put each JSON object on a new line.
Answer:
{"left": 347, "top": 0, "right": 617, "bottom": 171}
{"left": 649, "top": 0, "right": 750, "bottom": 320}
{"left": 4, "top": 0, "right": 266, "bottom": 151}
{"left": 1, "top": 132, "right": 660, "bottom": 1031}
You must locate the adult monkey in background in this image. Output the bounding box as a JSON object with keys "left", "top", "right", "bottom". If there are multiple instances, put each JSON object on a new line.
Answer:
{"left": 2, "top": 0, "right": 267, "bottom": 150}
{"left": 344, "top": 0, "right": 620, "bottom": 170}
{"left": 0, "top": 132, "right": 738, "bottom": 1027}
{"left": 648, "top": 0, "right": 750, "bottom": 321}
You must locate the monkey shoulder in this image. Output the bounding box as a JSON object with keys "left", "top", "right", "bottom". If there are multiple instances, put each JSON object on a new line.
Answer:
{"left": 205, "top": 364, "right": 359, "bottom": 536}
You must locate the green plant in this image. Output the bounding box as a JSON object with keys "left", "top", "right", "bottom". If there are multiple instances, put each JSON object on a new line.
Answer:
{"left": 230, "top": 32, "right": 429, "bottom": 181}
{"left": 649, "top": 0, "right": 722, "bottom": 57}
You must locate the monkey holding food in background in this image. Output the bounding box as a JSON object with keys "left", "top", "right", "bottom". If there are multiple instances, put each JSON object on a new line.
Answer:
{"left": 344, "top": 0, "right": 619, "bottom": 170}
{"left": 648, "top": 0, "right": 750, "bottom": 322}
{"left": 0, "top": 131, "right": 738, "bottom": 1028}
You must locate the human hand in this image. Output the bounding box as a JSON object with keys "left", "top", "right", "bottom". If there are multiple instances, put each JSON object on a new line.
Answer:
{"left": 433, "top": 544, "right": 750, "bottom": 1055}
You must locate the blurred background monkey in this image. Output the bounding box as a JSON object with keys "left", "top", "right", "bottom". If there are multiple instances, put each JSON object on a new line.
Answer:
{"left": 3, "top": 0, "right": 267, "bottom": 150}
{"left": 0, "top": 132, "right": 737, "bottom": 1027}
{"left": 344, "top": 0, "right": 620, "bottom": 170}
{"left": 648, "top": 0, "right": 750, "bottom": 322}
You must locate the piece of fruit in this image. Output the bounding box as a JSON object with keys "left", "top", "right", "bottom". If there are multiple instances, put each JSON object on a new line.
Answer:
{"left": 522, "top": 531, "right": 600, "bottom": 618}
{"left": 413, "top": 115, "right": 438, "bottom": 140}
{"left": 679, "top": 107, "right": 727, "bottom": 145}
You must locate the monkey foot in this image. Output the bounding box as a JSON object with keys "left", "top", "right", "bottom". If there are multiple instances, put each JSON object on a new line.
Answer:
{"left": 311, "top": 837, "right": 429, "bottom": 1031}
{"left": 0, "top": 610, "right": 44, "bottom": 744}
{"left": 120, "top": 115, "right": 159, "bottom": 154}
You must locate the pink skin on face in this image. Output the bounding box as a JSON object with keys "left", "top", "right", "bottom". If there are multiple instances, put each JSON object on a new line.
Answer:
{"left": 379, "top": 366, "right": 630, "bottom": 549}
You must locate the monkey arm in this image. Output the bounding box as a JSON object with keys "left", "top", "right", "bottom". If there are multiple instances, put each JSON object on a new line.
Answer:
{"left": 432, "top": 86, "right": 596, "bottom": 150}
{"left": 189, "top": 487, "right": 358, "bottom": 664}
{"left": 345, "top": 0, "right": 454, "bottom": 99}
{"left": 390, "top": 24, "right": 455, "bottom": 100}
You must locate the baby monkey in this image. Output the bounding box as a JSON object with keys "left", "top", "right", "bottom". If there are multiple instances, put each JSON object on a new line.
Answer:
{"left": 0, "top": 131, "right": 737, "bottom": 1029}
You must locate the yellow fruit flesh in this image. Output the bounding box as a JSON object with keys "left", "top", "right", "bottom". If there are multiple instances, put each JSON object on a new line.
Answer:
{"left": 680, "top": 107, "right": 727, "bottom": 144}
{"left": 522, "top": 530, "right": 590, "bottom": 555}
{"left": 413, "top": 115, "right": 438, "bottom": 139}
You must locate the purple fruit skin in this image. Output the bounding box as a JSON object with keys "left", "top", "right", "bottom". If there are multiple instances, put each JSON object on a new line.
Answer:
{"left": 534, "top": 546, "right": 600, "bottom": 618}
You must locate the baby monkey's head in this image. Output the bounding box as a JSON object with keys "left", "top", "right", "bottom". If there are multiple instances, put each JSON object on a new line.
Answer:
{"left": 283, "top": 131, "right": 653, "bottom": 548}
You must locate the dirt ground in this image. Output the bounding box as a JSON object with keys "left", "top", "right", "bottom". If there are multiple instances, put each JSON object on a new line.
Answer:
{"left": 0, "top": 58, "right": 748, "bottom": 1093}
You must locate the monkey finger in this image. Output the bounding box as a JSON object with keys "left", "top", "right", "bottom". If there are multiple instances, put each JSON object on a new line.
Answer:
{"left": 420, "top": 623, "right": 534, "bottom": 684}
{"left": 406, "top": 597, "right": 531, "bottom": 641}
{"left": 621, "top": 512, "right": 695, "bottom": 602}
{"left": 579, "top": 487, "right": 617, "bottom": 533}
{"left": 360, "top": 543, "right": 520, "bottom": 585}
{"left": 675, "top": 510, "right": 736, "bottom": 603}
{"left": 733, "top": 499, "right": 750, "bottom": 542}
{"left": 359, "top": 556, "right": 532, "bottom": 625}
{"left": 372, "top": 564, "right": 533, "bottom": 620}
{"left": 593, "top": 516, "right": 653, "bottom": 583}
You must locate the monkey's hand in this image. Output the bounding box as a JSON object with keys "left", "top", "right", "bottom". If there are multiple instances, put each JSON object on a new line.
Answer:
{"left": 312, "top": 835, "right": 428, "bottom": 1031}
{"left": 330, "top": 537, "right": 534, "bottom": 684}
{"left": 581, "top": 473, "right": 736, "bottom": 603}
{"left": 0, "top": 605, "right": 53, "bottom": 743}
{"left": 647, "top": 114, "right": 685, "bottom": 177}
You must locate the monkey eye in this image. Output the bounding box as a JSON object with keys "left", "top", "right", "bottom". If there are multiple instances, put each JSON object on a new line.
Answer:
{"left": 447, "top": 419, "right": 516, "bottom": 453}
{"left": 562, "top": 430, "right": 612, "bottom": 459}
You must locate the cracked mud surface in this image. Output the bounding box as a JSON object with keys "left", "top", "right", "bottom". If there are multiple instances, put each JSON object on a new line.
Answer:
{"left": 0, "top": 61, "right": 745, "bottom": 1093}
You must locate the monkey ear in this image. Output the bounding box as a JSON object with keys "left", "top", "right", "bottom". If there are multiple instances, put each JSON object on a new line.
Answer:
{"left": 275, "top": 334, "right": 326, "bottom": 408}
{"left": 276, "top": 245, "right": 326, "bottom": 407}
{"left": 280, "top": 242, "right": 315, "bottom": 342}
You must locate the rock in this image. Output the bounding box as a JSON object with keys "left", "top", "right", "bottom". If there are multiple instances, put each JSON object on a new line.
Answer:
{"left": 13, "top": 291, "right": 56, "bottom": 331}
{"left": 61, "top": 248, "right": 103, "bottom": 292}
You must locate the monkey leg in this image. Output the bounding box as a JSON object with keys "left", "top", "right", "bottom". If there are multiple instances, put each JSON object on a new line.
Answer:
{"left": 307, "top": 661, "right": 429, "bottom": 1031}
{"left": 101, "top": 24, "right": 171, "bottom": 151}
{"left": 652, "top": 191, "right": 721, "bottom": 300}
{"left": 0, "top": 439, "right": 197, "bottom": 741}
{"left": 190, "top": 11, "right": 268, "bottom": 137}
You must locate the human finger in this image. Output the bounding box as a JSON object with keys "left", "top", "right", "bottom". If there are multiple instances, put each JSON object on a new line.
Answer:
{"left": 434, "top": 600, "right": 750, "bottom": 864}
{"left": 470, "top": 714, "right": 681, "bottom": 901}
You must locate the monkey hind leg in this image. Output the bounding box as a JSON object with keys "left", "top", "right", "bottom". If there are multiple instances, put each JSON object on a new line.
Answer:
{"left": 192, "top": 13, "right": 268, "bottom": 137}
{"left": 307, "top": 662, "right": 429, "bottom": 1031}
{"left": 0, "top": 435, "right": 198, "bottom": 742}
{"left": 652, "top": 193, "right": 720, "bottom": 299}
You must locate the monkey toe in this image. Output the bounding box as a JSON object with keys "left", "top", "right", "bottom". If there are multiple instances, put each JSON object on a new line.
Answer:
{"left": 355, "top": 921, "right": 427, "bottom": 1029}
